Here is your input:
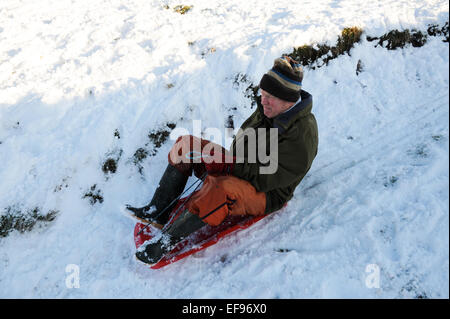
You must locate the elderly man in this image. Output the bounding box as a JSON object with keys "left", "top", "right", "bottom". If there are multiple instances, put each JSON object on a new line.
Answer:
{"left": 127, "top": 56, "right": 318, "bottom": 264}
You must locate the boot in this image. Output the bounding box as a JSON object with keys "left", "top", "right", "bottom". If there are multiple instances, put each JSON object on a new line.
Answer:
{"left": 126, "top": 164, "right": 188, "bottom": 228}
{"left": 135, "top": 209, "right": 205, "bottom": 264}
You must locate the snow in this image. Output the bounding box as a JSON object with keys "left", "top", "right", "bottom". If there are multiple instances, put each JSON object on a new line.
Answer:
{"left": 0, "top": 0, "right": 448, "bottom": 298}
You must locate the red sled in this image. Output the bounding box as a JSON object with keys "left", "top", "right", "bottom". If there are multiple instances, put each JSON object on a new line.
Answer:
{"left": 133, "top": 196, "right": 273, "bottom": 269}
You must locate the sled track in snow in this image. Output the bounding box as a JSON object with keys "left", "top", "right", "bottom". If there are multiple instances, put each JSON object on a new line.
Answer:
{"left": 302, "top": 93, "right": 449, "bottom": 193}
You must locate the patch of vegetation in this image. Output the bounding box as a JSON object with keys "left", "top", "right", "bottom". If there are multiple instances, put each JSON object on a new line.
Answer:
{"left": 275, "top": 248, "right": 292, "bottom": 253}
{"left": 337, "top": 26, "right": 364, "bottom": 54}
{"left": 400, "top": 278, "right": 429, "bottom": 299}
{"left": 285, "top": 22, "right": 448, "bottom": 71}
{"left": 427, "top": 22, "right": 449, "bottom": 42}
{"left": 127, "top": 122, "right": 177, "bottom": 175}
{"left": 244, "top": 84, "right": 259, "bottom": 109}
{"left": 219, "top": 254, "right": 229, "bottom": 264}
{"left": 407, "top": 144, "right": 429, "bottom": 159}
{"left": 173, "top": 5, "right": 193, "bottom": 15}
{"left": 225, "top": 115, "right": 234, "bottom": 129}
{"left": 0, "top": 206, "right": 58, "bottom": 238}
{"left": 54, "top": 176, "right": 70, "bottom": 192}
{"left": 383, "top": 175, "right": 399, "bottom": 187}
{"left": 102, "top": 149, "right": 123, "bottom": 176}
{"left": 287, "top": 26, "right": 363, "bottom": 69}
{"left": 367, "top": 29, "right": 427, "bottom": 50}
{"left": 232, "top": 73, "right": 251, "bottom": 88}
{"left": 132, "top": 147, "right": 149, "bottom": 174}
{"left": 147, "top": 122, "right": 177, "bottom": 154}
{"left": 133, "top": 147, "right": 148, "bottom": 163}
{"left": 356, "top": 59, "right": 363, "bottom": 75}
{"left": 288, "top": 44, "right": 330, "bottom": 67}
{"left": 431, "top": 134, "right": 443, "bottom": 141}
{"left": 83, "top": 184, "right": 104, "bottom": 205}
{"left": 102, "top": 158, "right": 117, "bottom": 174}
{"left": 367, "top": 22, "right": 449, "bottom": 49}
{"left": 232, "top": 73, "right": 259, "bottom": 109}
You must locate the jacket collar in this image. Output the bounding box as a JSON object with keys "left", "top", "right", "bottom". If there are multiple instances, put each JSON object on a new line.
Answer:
{"left": 257, "top": 90, "right": 313, "bottom": 134}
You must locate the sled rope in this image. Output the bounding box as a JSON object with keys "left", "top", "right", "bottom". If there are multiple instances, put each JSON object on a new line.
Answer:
{"left": 137, "top": 172, "right": 207, "bottom": 236}
{"left": 161, "top": 172, "right": 207, "bottom": 232}
{"left": 163, "top": 177, "right": 237, "bottom": 230}
{"left": 199, "top": 198, "right": 236, "bottom": 221}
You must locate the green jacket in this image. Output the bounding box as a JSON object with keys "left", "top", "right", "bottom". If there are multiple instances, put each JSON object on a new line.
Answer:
{"left": 230, "top": 90, "right": 318, "bottom": 214}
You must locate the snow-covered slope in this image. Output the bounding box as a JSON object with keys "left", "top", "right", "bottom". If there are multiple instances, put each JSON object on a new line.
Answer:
{"left": 0, "top": 0, "right": 448, "bottom": 298}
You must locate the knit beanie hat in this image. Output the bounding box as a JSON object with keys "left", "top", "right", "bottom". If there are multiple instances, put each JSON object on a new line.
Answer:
{"left": 259, "top": 56, "right": 303, "bottom": 102}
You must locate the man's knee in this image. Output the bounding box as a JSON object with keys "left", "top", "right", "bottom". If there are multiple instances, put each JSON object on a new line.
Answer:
{"left": 215, "top": 176, "right": 266, "bottom": 216}
{"left": 200, "top": 175, "right": 266, "bottom": 218}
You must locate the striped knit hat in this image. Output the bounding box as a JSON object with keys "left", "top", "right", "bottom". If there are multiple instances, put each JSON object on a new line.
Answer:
{"left": 259, "top": 56, "right": 303, "bottom": 102}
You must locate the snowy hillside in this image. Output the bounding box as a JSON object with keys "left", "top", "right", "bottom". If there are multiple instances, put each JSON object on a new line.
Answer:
{"left": 0, "top": 0, "right": 448, "bottom": 298}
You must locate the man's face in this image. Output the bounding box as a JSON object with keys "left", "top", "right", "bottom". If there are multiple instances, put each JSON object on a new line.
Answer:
{"left": 260, "top": 89, "right": 294, "bottom": 118}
